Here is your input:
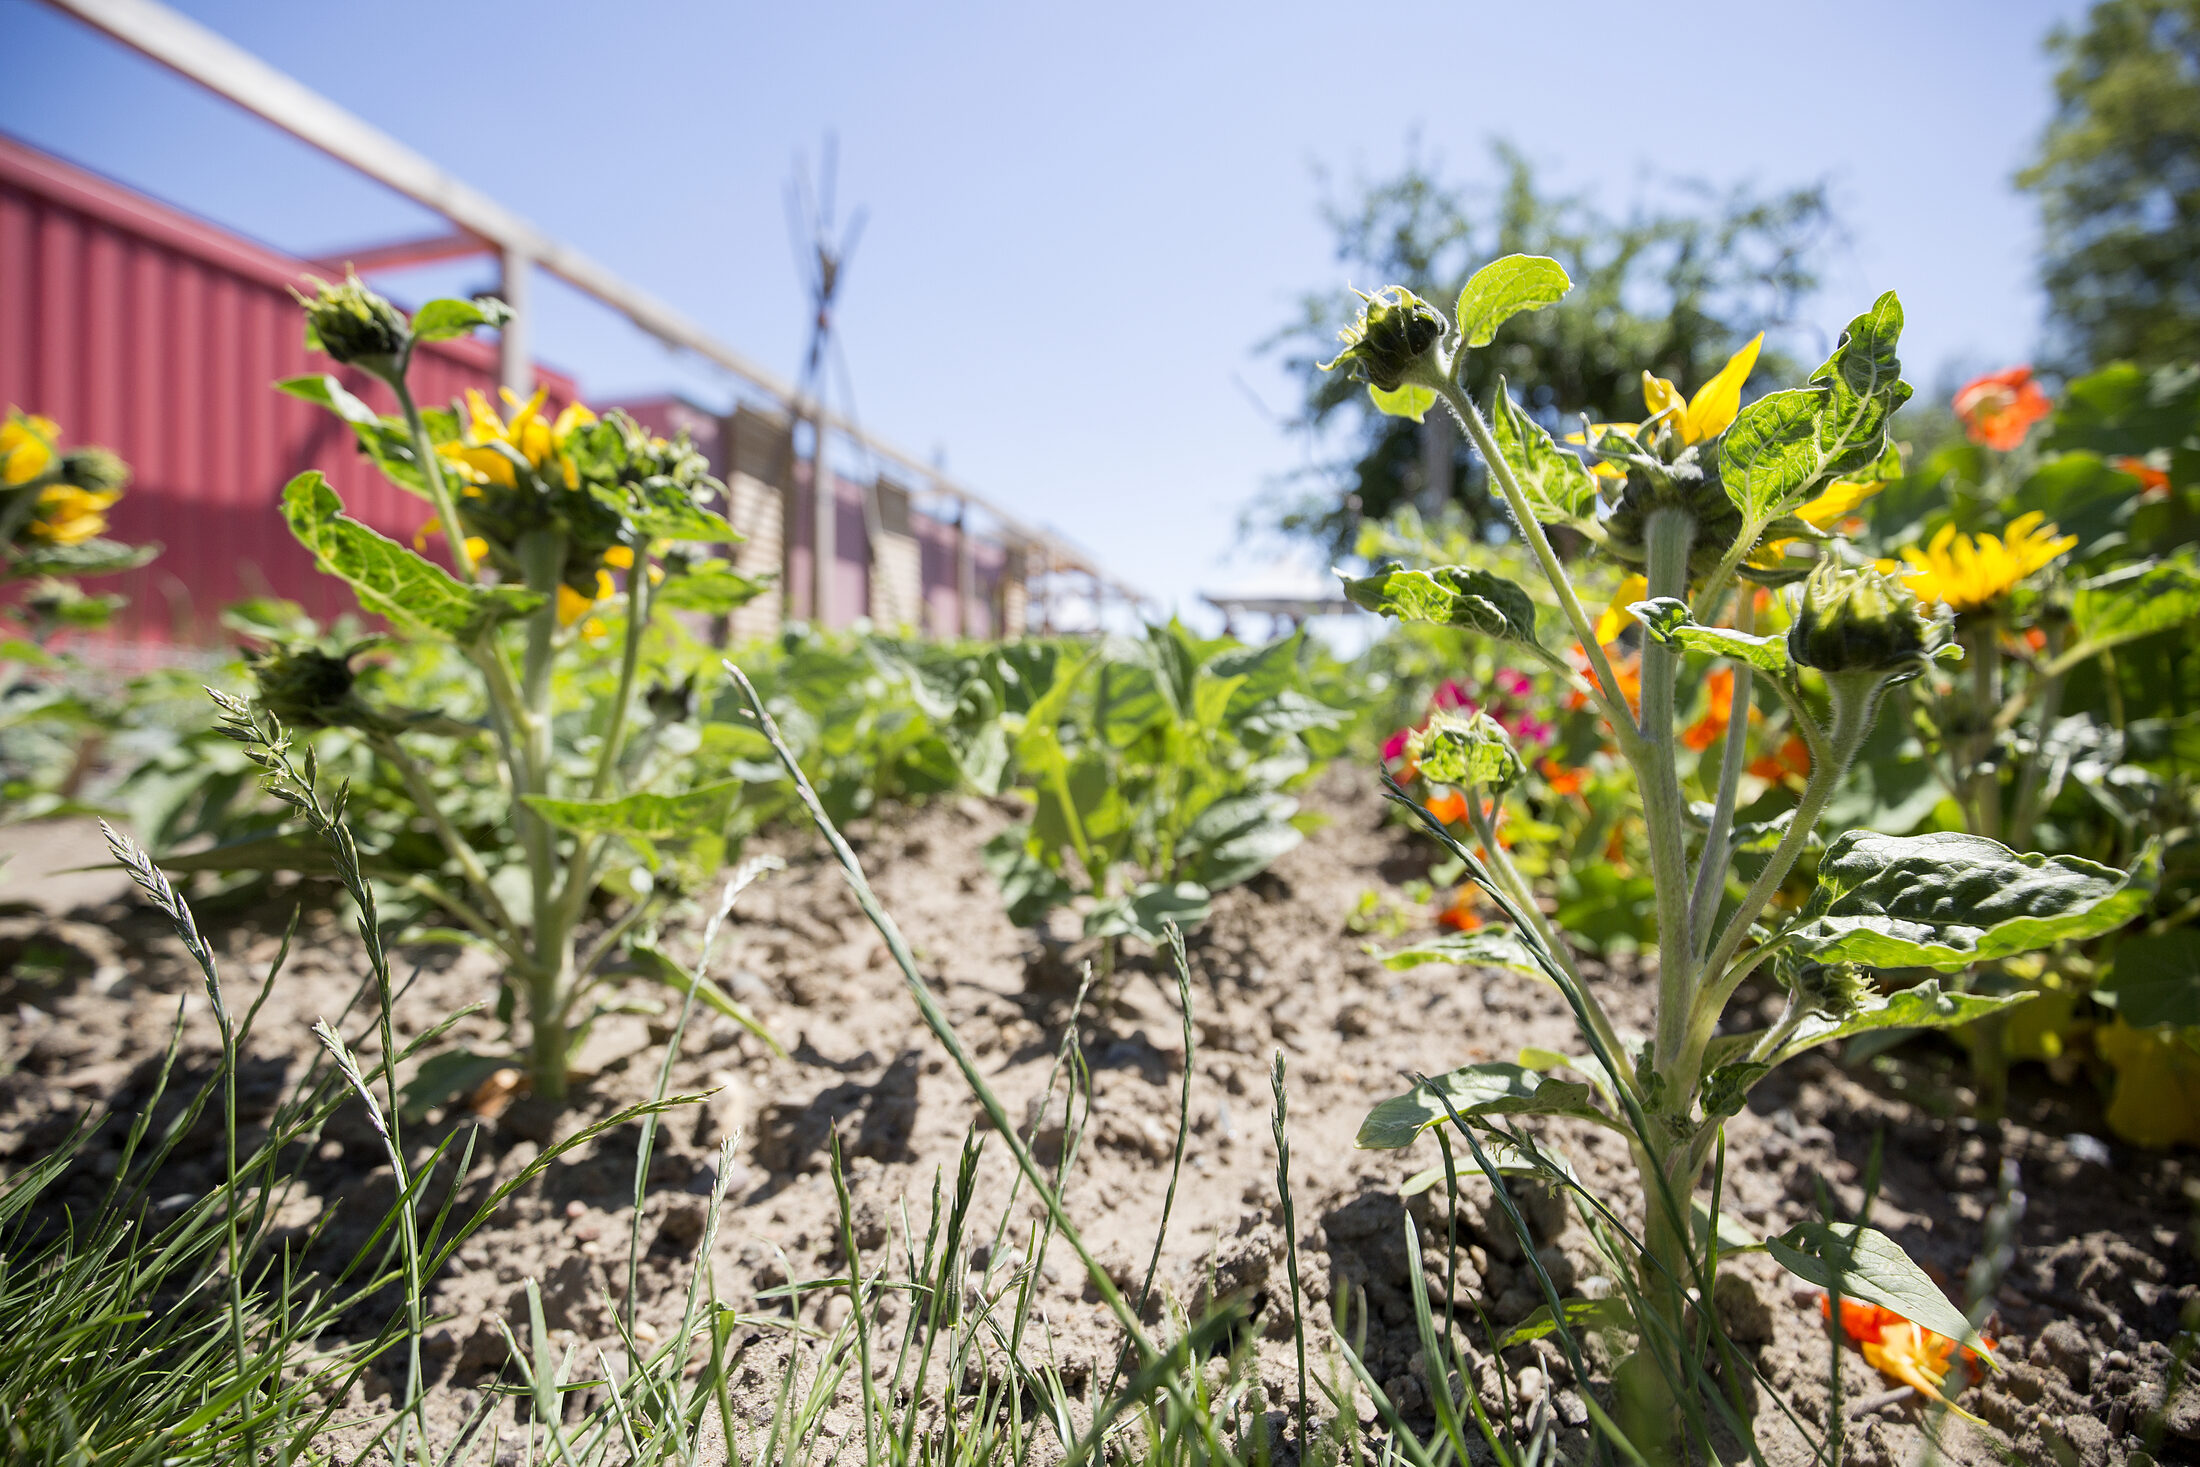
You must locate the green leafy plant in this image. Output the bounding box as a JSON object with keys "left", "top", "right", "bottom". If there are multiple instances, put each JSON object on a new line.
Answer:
{"left": 243, "top": 274, "right": 769, "bottom": 1102}
{"left": 1328, "top": 256, "right": 2154, "bottom": 1434}
{"left": 982, "top": 621, "right": 1344, "bottom": 951}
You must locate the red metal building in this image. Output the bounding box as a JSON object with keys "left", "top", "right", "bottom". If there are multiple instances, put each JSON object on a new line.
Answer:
{"left": 0, "top": 133, "right": 577, "bottom": 651}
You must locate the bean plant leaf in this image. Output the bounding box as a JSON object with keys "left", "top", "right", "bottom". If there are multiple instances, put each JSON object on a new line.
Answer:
{"left": 1628, "top": 596, "right": 1791, "bottom": 672}
{"left": 1456, "top": 255, "right": 1571, "bottom": 348}
{"left": 1180, "top": 793, "right": 1303, "bottom": 890}
{"left": 1357, "top": 1062, "right": 1608, "bottom": 1150}
{"left": 2072, "top": 558, "right": 2200, "bottom": 654}
{"left": 1766, "top": 1221, "right": 1998, "bottom": 1366}
{"left": 521, "top": 779, "right": 743, "bottom": 840}
{"left": 627, "top": 937, "right": 784, "bottom": 1056}
{"left": 281, "top": 473, "right": 544, "bottom": 640}
{"left": 410, "top": 297, "right": 512, "bottom": 343}
{"left": 399, "top": 1048, "right": 512, "bottom": 1122}
{"left": 983, "top": 826, "right": 1075, "bottom": 927}
{"left": 2097, "top": 929, "right": 2200, "bottom": 1028}
{"left": 1377, "top": 927, "right": 1548, "bottom": 979}
{"left": 1338, "top": 565, "right": 1540, "bottom": 645}
{"left": 1368, "top": 383, "right": 1436, "bottom": 421}
{"left": 1719, "top": 291, "right": 1911, "bottom": 520}
{"left": 1786, "top": 831, "right": 2155, "bottom": 970}
{"left": 1085, "top": 881, "right": 1212, "bottom": 943}
{"left": 1491, "top": 380, "right": 1598, "bottom": 528}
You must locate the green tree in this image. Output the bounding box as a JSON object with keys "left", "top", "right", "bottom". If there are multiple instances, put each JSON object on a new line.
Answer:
{"left": 1265, "top": 143, "right": 1834, "bottom": 554}
{"left": 2021, "top": 0, "right": 2200, "bottom": 370}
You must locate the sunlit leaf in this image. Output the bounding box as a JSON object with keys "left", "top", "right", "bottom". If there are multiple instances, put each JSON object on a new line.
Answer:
{"left": 2072, "top": 558, "right": 2200, "bottom": 654}
{"left": 1766, "top": 1221, "right": 1997, "bottom": 1366}
{"left": 1368, "top": 383, "right": 1436, "bottom": 421}
{"left": 1491, "top": 380, "right": 1598, "bottom": 528}
{"left": 1719, "top": 292, "right": 1911, "bottom": 520}
{"left": 1501, "top": 1297, "right": 1633, "bottom": 1347}
{"left": 1629, "top": 596, "right": 1791, "bottom": 672}
{"left": 1377, "top": 927, "right": 1547, "bottom": 978}
{"left": 1338, "top": 565, "right": 1540, "bottom": 644}
{"left": 521, "top": 779, "right": 743, "bottom": 839}
{"left": 1455, "top": 255, "right": 1571, "bottom": 348}
{"left": 1786, "top": 830, "right": 2154, "bottom": 970}
{"left": 410, "top": 296, "right": 511, "bottom": 343}
{"left": 627, "top": 937, "right": 784, "bottom": 1057}
{"left": 281, "top": 473, "right": 543, "bottom": 640}
{"left": 1357, "top": 1062, "right": 1609, "bottom": 1149}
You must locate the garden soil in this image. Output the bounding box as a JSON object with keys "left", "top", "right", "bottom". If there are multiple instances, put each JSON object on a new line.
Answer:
{"left": 3, "top": 766, "right": 2196, "bottom": 1466}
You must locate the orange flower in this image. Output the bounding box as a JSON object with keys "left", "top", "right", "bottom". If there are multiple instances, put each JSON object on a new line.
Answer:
{"left": 1437, "top": 892, "right": 1482, "bottom": 932}
{"left": 1424, "top": 789, "right": 1470, "bottom": 825}
{"left": 1954, "top": 367, "right": 2050, "bottom": 451}
{"left": 1748, "top": 734, "right": 1811, "bottom": 783}
{"left": 2113, "top": 454, "right": 2172, "bottom": 500}
{"left": 1820, "top": 1296, "right": 1992, "bottom": 1425}
{"left": 1538, "top": 757, "right": 1584, "bottom": 796}
{"left": 2023, "top": 626, "right": 2048, "bottom": 654}
{"left": 1566, "top": 642, "right": 1642, "bottom": 716}
{"left": 1682, "top": 667, "right": 1759, "bottom": 751}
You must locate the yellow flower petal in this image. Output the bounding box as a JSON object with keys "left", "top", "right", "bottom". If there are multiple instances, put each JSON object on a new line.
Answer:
{"left": 556, "top": 583, "right": 595, "bottom": 627}
{"left": 1795, "top": 477, "right": 1884, "bottom": 531}
{"left": 463, "top": 536, "right": 488, "bottom": 562}
{"left": 2098, "top": 1019, "right": 2200, "bottom": 1148}
{"left": 1641, "top": 372, "right": 1685, "bottom": 430}
{"left": 601, "top": 544, "right": 634, "bottom": 570}
{"left": 1594, "top": 574, "right": 1649, "bottom": 644}
{"left": 1683, "top": 332, "right": 1763, "bottom": 444}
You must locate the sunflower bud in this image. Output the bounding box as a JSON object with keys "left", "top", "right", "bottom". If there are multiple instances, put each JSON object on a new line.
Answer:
{"left": 245, "top": 643, "right": 380, "bottom": 732}
{"left": 296, "top": 272, "right": 410, "bottom": 378}
{"left": 59, "top": 446, "right": 128, "bottom": 495}
{"left": 1406, "top": 708, "right": 1523, "bottom": 793}
{"left": 1791, "top": 960, "right": 1870, "bottom": 1019}
{"left": 1787, "top": 562, "right": 1950, "bottom": 682}
{"left": 1320, "top": 287, "right": 1448, "bottom": 393}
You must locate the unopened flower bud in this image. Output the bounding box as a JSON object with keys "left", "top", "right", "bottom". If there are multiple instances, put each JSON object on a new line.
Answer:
{"left": 296, "top": 272, "right": 410, "bottom": 378}
{"left": 1788, "top": 561, "right": 1950, "bottom": 682}
{"left": 1320, "top": 287, "right": 1448, "bottom": 393}
{"left": 59, "top": 446, "right": 128, "bottom": 495}
{"left": 245, "top": 643, "right": 376, "bottom": 731}
{"left": 1792, "top": 960, "right": 1870, "bottom": 1019}
{"left": 1406, "top": 708, "right": 1523, "bottom": 792}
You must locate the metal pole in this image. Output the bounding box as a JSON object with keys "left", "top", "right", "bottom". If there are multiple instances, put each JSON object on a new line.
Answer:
{"left": 499, "top": 246, "right": 532, "bottom": 396}
{"left": 955, "top": 497, "right": 975, "bottom": 639}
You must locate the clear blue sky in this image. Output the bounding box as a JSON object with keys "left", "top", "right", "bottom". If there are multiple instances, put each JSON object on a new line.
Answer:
{"left": 2, "top": 0, "right": 2087, "bottom": 620}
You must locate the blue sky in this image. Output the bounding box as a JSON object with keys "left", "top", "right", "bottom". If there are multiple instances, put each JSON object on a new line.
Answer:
{"left": 3, "top": 0, "right": 2086, "bottom": 620}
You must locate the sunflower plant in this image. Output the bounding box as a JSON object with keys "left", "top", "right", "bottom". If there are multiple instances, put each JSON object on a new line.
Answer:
{"left": 0, "top": 408, "right": 153, "bottom": 643}
{"left": 232, "top": 274, "right": 770, "bottom": 1102}
{"left": 1326, "top": 261, "right": 2155, "bottom": 1435}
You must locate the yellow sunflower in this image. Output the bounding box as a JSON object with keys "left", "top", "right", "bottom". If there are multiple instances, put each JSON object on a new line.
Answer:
{"left": 1641, "top": 333, "right": 1764, "bottom": 445}
{"left": 1, "top": 410, "right": 58, "bottom": 486}
{"left": 1891, "top": 512, "right": 2076, "bottom": 614}
{"left": 439, "top": 386, "right": 596, "bottom": 491}
{"left": 27, "top": 484, "right": 119, "bottom": 545}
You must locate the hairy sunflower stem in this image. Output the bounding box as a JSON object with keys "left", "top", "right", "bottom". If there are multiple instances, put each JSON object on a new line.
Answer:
{"left": 1641, "top": 506, "right": 1699, "bottom": 1095}
{"left": 1690, "top": 591, "right": 1759, "bottom": 959}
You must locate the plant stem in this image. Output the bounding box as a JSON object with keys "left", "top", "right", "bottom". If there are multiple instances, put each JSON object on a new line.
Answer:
{"left": 515, "top": 528, "right": 572, "bottom": 1100}
{"left": 1640, "top": 507, "right": 1699, "bottom": 1094}
{"left": 1689, "top": 592, "right": 1757, "bottom": 960}
{"left": 2008, "top": 620, "right": 2066, "bottom": 848}
{"left": 369, "top": 732, "right": 518, "bottom": 933}
{"left": 1428, "top": 371, "right": 1644, "bottom": 759}
{"left": 1469, "top": 792, "right": 1631, "bottom": 1087}
{"left": 1690, "top": 674, "right": 1879, "bottom": 1069}
{"left": 1967, "top": 620, "right": 2004, "bottom": 841}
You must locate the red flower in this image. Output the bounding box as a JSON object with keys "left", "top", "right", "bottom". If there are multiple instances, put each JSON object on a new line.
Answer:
{"left": 1538, "top": 756, "right": 1584, "bottom": 797}
{"left": 1424, "top": 789, "right": 1469, "bottom": 825}
{"left": 1954, "top": 367, "right": 2051, "bottom": 451}
{"left": 1748, "top": 733, "right": 1812, "bottom": 783}
{"left": 1437, "top": 890, "right": 1482, "bottom": 931}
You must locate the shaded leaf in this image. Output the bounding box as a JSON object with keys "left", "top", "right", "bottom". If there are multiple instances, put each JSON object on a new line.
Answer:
{"left": 1766, "top": 983, "right": 2039, "bottom": 1065}
{"left": 983, "top": 825, "right": 1075, "bottom": 927}
{"left": 399, "top": 1048, "right": 512, "bottom": 1122}
{"left": 1767, "top": 1221, "right": 1997, "bottom": 1366}
{"left": 2098, "top": 929, "right": 2200, "bottom": 1028}
{"left": 654, "top": 561, "right": 768, "bottom": 613}
{"left": 628, "top": 938, "right": 784, "bottom": 1057}
{"left": 1502, "top": 1297, "right": 1633, "bottom": 1347}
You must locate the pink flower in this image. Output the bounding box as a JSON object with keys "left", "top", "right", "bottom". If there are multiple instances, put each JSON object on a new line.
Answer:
{"left": 1434, "top": 680, "right": 1474, "bottom": 710}
{"left": 1495, "top": 669, "right": 1532, "bottom": 699}
{"left": 1382, "top": 728, "right": 1412, "bottom": 762}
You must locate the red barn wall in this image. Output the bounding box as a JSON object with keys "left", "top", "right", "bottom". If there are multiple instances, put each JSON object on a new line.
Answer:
{"left": 0, "top": 134, "right": 576, "bottom": 653}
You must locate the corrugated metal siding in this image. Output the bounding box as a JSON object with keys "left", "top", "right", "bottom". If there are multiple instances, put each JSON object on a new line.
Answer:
{"left": 0, "top": 135, "right": 576, "bottom": 648}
